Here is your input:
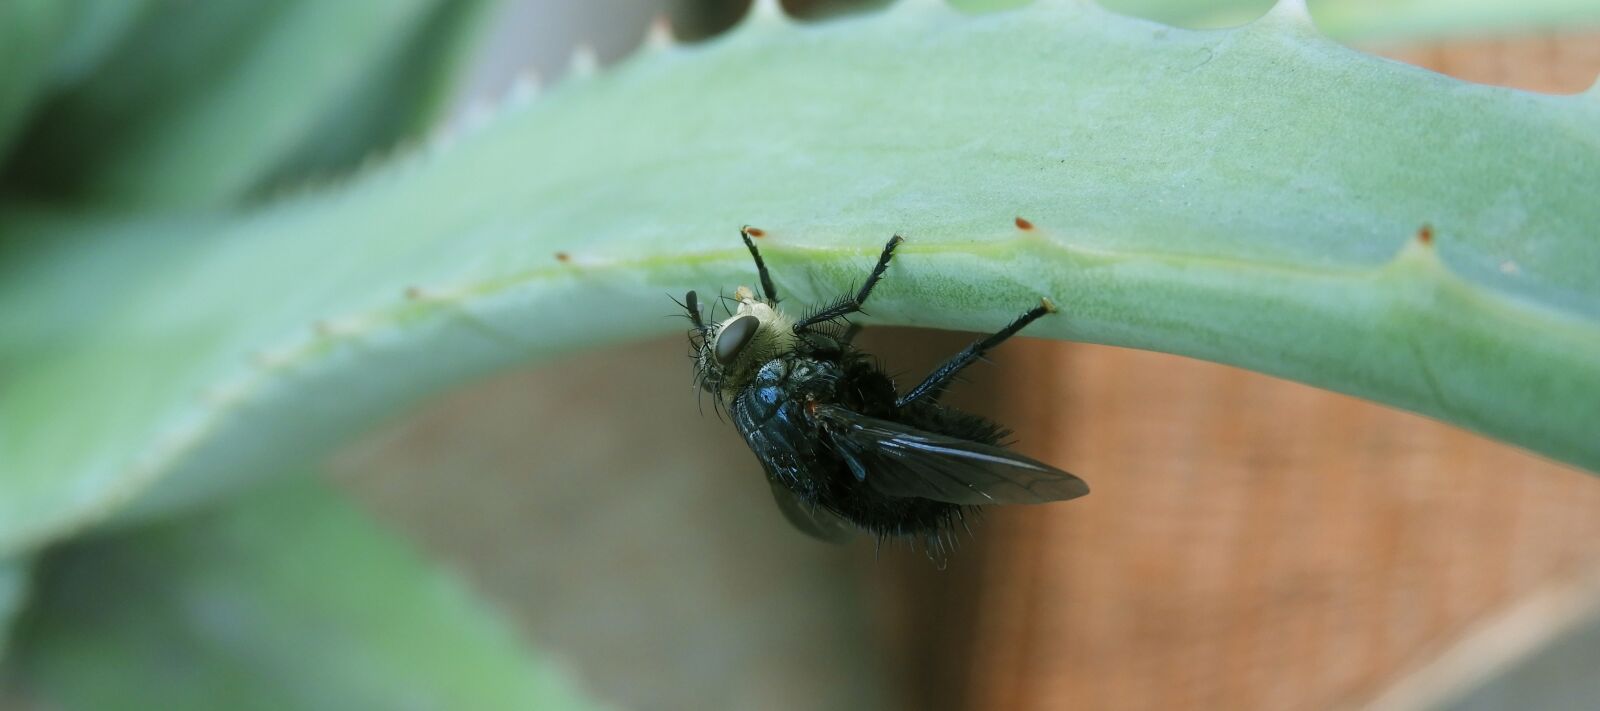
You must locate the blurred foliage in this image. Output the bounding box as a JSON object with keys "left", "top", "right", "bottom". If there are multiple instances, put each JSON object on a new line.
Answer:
{"left": 0, "top": 0, "right": 495, "bottom": 209}
{"left": 12, "top": 478, "right": 591, "bottom": 711}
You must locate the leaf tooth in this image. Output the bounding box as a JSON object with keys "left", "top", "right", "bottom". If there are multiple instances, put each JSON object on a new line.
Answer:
{"left": 1251, "top": 0, "right": 1322, "bottom": 36}
{"left": 643, "top": 15, "right": 677, "bottom": 53}
{"left": 252, "top": 343, "right": 304, "bottom": 371}
{"left": 201, "top": 375, "right": 255, "bottom": 410}
{"left": 142, "top": 416, "right": 208, "bottom": 482}
{"left": 314, "top": 315, "right": 374, "bottom": 339}
{"left": 425, "top": 87, "right": 514, "bottom": 158}
{"left": 1385, "top": 223, "right": 1450, "bottom": 276}
{"left": 1034, "top": 0, "right": 1094, "bottom": 10}
{"left": 742, "top": 0, "right": 789, "bottom": 28}
{"left": 567, "top": 43, "right": 601, "bottom": 79}
{"left": 421, "top": 69, "right": 544, "bottom": 161}
{"left": 459, "top": 100, "right": 497, "bottom": 134}
{"left": 507, "top": 69, "right": 542, "bottom": 107}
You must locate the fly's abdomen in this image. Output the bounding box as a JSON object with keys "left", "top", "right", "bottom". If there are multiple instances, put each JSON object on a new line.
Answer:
{"left": 730, "top": 356, "right": 965, "bottom": 540}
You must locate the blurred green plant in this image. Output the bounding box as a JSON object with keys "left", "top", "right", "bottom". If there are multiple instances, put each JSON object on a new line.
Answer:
{"left": 13, "top": 477, "right": 590, "bottom": 711}
{"left": 0, "top": 0, "right": 1596, "bottom": 707}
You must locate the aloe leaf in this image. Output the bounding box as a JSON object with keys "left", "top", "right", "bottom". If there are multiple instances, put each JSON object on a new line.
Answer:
{"left": 3, "top": 0, "right": 457, "bottom": 209}
{"left": 11, "top": 477, "right": 592, "bottom": 711}
{"left": 1, "top": 0, "right": 1598, "bottom": 554}
{"left": 1304, "top": 0, "right": 1600, "bottom": 41}
{"left": 973, "top": 0, "right": 1600, "bottom": 37}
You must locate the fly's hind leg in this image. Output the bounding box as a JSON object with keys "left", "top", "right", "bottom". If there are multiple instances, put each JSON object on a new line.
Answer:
{"left": 896, "top": 298, "right": 1058, "bottom": 408}
{"left": 792, "top": 235, "right": 904, "bottom": 333}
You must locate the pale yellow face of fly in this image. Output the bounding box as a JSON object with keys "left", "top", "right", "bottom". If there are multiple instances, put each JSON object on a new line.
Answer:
{"left": 708, "top": 285, "right": 799, "bottom": 397}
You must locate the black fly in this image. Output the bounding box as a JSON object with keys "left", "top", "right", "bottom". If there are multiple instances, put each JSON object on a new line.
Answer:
{"left": 681, "top": 227, "right": 1088, "bottom": 554}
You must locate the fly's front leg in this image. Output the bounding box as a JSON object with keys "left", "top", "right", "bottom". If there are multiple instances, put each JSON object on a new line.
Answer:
{"left": 896, "top": 298, "right": 1058, "bottom": 408}
{"left": 741, "top": 225, "right": 779, "bottom": 303}
{"left": 792, "top": 235, "right": 903, "bottom": 333}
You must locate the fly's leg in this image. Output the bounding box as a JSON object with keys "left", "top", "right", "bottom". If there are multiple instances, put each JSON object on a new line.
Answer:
{"left": 896, "top": 298, "right": 1057, "bottom": 408}
{"left": 792, "top": 235, "right": 903, "bottom": 333}
{"left": 741, "top": 225, "right": 779, "bottom": 303}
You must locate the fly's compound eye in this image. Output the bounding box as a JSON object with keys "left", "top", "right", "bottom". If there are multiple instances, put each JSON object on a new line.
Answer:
{"left": 714, "top": 315, "right": 760, "bottom": 365}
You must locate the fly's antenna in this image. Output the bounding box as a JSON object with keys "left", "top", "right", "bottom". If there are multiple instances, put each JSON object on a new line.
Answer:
{"left": 671, "top": 290, "right": 707, "bottom": 330}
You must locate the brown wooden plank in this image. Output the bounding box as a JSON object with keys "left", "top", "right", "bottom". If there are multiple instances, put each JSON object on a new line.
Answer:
{"left": 955, "top": 339, "right": 1600, "bottom": 710}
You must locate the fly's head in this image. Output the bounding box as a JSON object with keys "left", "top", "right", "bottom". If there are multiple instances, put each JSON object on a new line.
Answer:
{"left": 684, "top": 285, "right": 798, "bottom": 402}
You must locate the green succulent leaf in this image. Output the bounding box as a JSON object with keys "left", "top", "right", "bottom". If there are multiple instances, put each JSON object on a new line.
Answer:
{"left": 1298, "top": 0, "right": 1600, "bottom": 41}
{"left": 1091, "top": 0, "right": 1600, "bottom": 37}
{"left": 11, "top": 477, "right": 592, "bottom": 711}
{"left": 3, "top": 0, "right": 487, "bottom": 209}
{"left": 1, "top": 0, "right": 1598, "bottom": 554}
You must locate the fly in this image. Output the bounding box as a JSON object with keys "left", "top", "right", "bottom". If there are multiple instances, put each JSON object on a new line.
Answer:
{"left": 680, "top": 227, "right": 1088, "bottom": 555}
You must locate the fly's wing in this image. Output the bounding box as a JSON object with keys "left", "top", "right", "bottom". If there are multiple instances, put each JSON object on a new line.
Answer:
{"left": 813, "top": 404, "right": 1089, "bottom": 505}
{"left": 767, "top": 479, "right": 857, "bottom": 543}
{"left": 730, "top": 392, "right": 858, "bottom": 543}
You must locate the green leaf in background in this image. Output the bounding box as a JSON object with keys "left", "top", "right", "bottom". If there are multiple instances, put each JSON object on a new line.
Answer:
{"left": 0, "top": 559, "right": 28, "bottom": 663}
{"left": 251, "top": 0, "right": 501, "bottom": 198}
{"left": 2, "top": 0, "right": 491, "bottom": 209}
{"left": 0, "top": 0, "right": 77, "bottom": 157}
{"left": 10, "top": 477, "right": 591, "bottom": 711}
{"left": 1, "top": 0, "right": 1597, "bottom": 556}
